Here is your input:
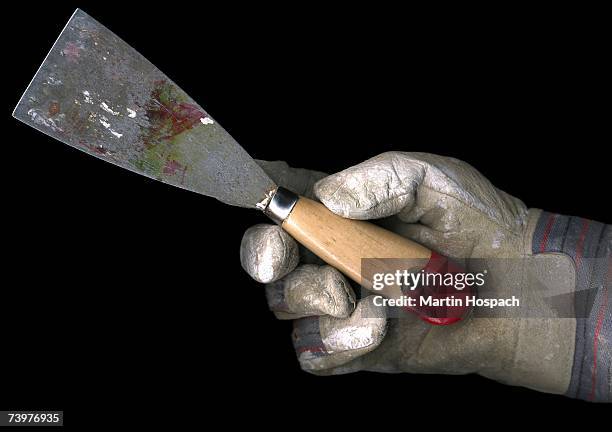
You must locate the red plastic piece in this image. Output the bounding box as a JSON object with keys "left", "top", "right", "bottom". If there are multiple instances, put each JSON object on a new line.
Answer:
{"left": 402, "top": 252, "right": 474, "bottom": 325}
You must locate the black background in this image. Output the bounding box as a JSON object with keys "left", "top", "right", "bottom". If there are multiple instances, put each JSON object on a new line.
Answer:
{"left": 3, "top": 1, "right": 609, "bottom": 427}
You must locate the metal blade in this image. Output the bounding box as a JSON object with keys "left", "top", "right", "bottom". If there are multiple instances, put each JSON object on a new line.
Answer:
{"left": 13, "top": 9, "right": 276, "bottom": 209}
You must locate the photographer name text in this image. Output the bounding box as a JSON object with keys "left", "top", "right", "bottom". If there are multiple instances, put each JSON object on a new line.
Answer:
{"left": 373, "top": 295, "right": 520, "bottom": 309}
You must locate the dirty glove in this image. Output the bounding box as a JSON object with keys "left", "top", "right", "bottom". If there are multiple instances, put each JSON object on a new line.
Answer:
{"left": 240, "top": 152, "right": 611, "bottom": 402}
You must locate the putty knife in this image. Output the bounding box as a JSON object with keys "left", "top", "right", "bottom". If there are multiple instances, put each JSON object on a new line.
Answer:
{"left": 13, "top": 9, "right": 467, "bottom": 325}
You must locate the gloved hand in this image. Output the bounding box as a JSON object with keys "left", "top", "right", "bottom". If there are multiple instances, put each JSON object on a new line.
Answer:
{"left": 240, "top": 152, "right": 611, "bottom": 402}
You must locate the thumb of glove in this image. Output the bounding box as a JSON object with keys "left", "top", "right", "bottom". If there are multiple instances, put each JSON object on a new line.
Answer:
{"left": 314, "top": 152, "right": 426, "bottom": 220}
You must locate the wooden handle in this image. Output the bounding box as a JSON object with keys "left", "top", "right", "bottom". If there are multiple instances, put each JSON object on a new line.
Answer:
{"left": 282, "top": 196, "right": 432, "bottom": 299}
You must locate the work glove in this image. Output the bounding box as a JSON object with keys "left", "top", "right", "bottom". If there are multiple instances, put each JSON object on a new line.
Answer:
{"left": 240, "top": 152, "right": 611, "bottom": 402}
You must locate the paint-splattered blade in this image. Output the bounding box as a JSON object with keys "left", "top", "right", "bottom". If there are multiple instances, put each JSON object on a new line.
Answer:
{"left": 13, "top": 9, "right": 276, "bottom": 209}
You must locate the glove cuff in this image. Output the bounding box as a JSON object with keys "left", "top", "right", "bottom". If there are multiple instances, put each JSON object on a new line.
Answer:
{"left": 530, "top": 209, "right": 611, "bottom": 402}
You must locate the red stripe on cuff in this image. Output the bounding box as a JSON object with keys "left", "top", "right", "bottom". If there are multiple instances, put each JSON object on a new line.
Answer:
{"left": 539, "top": 213, "right": 556, "bottom": 253}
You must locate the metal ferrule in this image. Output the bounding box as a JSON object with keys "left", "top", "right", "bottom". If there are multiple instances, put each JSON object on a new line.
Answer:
{"left": 264, "top": 187, "right": 299, "bottom": 225}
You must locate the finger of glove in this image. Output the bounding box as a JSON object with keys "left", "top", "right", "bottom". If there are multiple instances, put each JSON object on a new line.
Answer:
{"left": 256, "top": 160, "right": 327, "bottom": 199}
{"left": 240, "top": 224, "right": 299, "bottom": 283}
{"left": 265, "top": 264, "right": 356, "bottom": 319}
{"left": 313, "top": 311, "right": 431, "bottom": 376}
{"left": 314, "top": 152, "right": 426, "bottom": 220}
{"left": 292, "top": 296, "right": 387, "bottom": 372}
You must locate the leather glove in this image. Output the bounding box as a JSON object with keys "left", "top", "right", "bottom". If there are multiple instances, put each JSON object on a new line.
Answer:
{"left": 240, "top": 152, "right": 611, "bottom": 402}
